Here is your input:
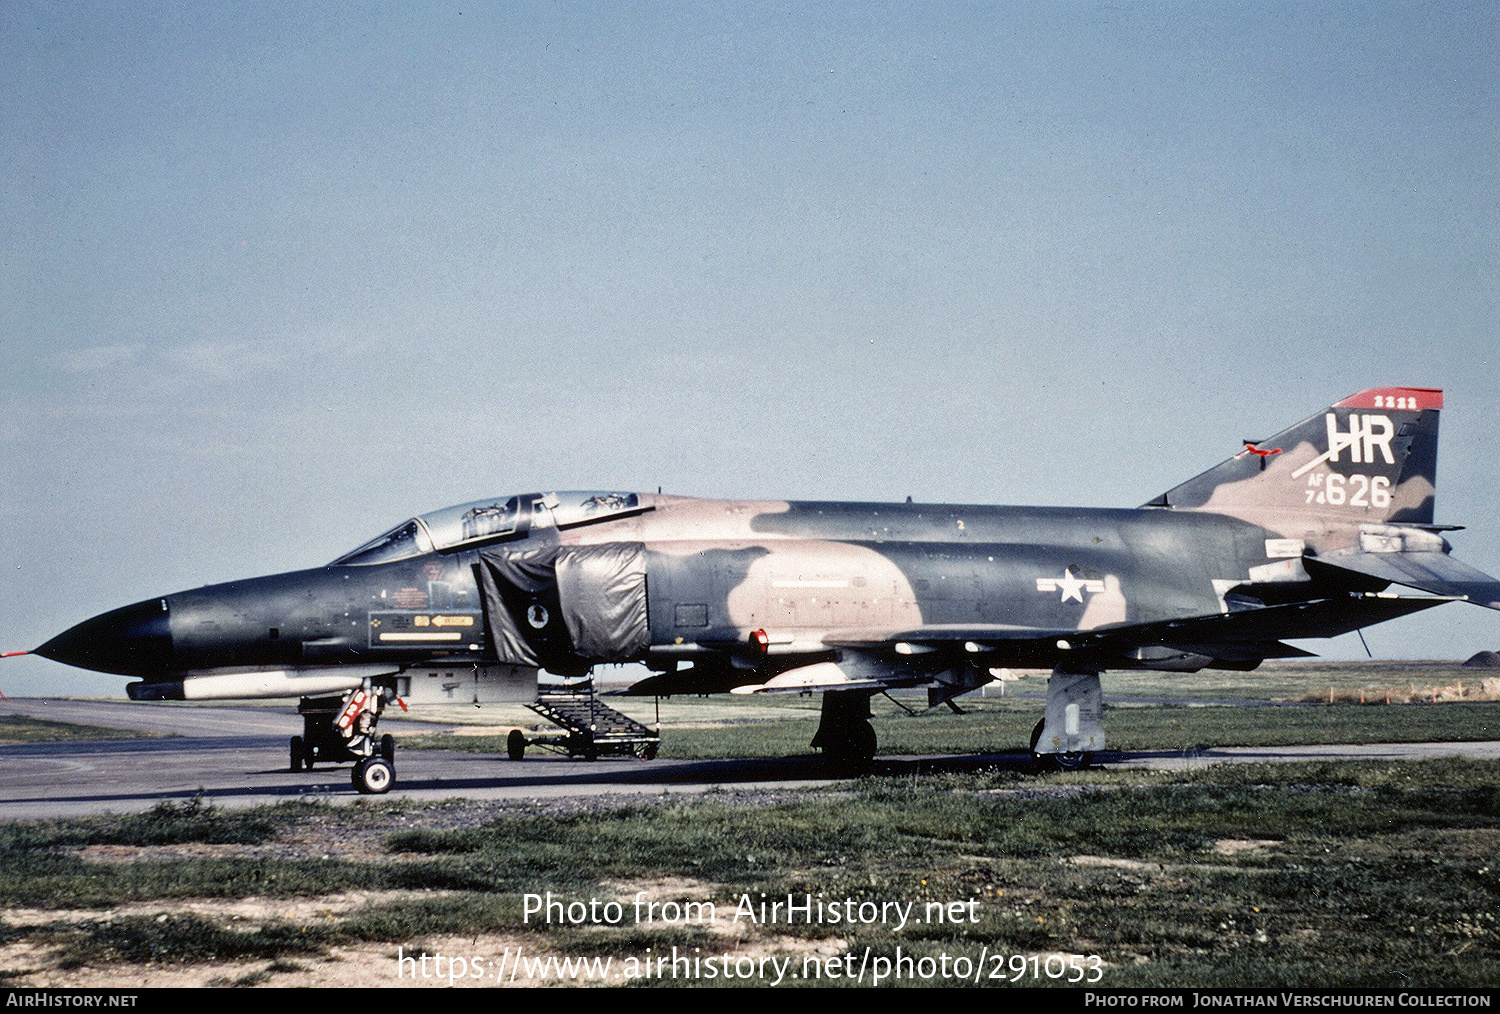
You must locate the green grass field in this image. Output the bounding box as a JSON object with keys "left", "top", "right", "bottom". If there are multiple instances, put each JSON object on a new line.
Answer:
{"left": 390, "top": 662, "right": 1500, "bottom": 761}
{"left": 1, "top": 762, "right": 1498, "bottom": 987}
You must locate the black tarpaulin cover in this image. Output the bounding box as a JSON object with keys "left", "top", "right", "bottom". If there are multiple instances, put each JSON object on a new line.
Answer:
{"left": 477, "top": 544, "right": 561, "bottom": 666}
{"left": 478, "top": 543, "right": 648, "bottom": 665}
{"left": 554, "top": 542, "right": 650, "bottom": 660}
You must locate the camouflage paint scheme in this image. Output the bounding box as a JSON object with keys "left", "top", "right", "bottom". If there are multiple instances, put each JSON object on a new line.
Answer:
{"left": 33, "top": 388, "right": 1500, "bottom": 770}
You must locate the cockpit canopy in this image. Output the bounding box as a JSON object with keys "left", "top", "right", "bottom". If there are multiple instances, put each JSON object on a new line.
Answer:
{"left": 331, "top": 491, "right": 646, "bottom": 566}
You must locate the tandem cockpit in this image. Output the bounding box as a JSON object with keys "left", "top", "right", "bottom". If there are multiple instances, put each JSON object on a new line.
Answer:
{"left": 330, "top": 491, "right": 649, "bottom": 566}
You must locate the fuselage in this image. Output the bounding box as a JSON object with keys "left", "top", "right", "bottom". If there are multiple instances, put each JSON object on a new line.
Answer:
{"left": 36, "top": 492, "right": 1341, "bottom": 683}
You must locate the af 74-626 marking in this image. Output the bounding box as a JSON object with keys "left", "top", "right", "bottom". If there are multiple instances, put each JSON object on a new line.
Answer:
{"left": 20, "top": 387, "right": 1500, "bottom": 792}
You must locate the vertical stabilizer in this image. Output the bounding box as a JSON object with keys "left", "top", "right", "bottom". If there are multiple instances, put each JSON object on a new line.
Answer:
{"left": 1146, "top": 387, "right": 1441, "bottom": 525}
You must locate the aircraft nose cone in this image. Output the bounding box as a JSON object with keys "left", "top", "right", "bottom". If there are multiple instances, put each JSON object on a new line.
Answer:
{"left": 35, "top": 598, "right": 174, "bottom": 677}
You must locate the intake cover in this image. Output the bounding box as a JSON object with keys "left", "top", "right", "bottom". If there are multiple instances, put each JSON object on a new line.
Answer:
{"left": 477, "top": 545, "right": 569, "bottom": 668}
{"left": 554, "top": 542, "right": 649, "bottom": 661}
{"left": 477, "top": 543, "right": 648, "bottom": 667}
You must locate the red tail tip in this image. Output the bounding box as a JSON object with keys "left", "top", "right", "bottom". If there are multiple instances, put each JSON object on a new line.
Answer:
{"left": 1334, "top": 387, "right": 1443, "bottom": 411}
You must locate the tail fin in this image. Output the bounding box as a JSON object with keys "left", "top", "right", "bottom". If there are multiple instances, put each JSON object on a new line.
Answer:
{"left": 1145, "top": 387, "right": 1442, "bottom": 525}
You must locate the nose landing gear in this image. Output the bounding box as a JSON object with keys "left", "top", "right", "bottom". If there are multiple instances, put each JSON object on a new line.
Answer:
{"left": 288, "top": 685, "right": 399, "bottom": 794}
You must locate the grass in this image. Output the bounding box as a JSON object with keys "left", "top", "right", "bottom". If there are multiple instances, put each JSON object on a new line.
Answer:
{"left": 1085, "top": 660, "right": 1495, "bottom": 701}
{"left": 0, "top": 714, "right": 149, "bottom": 743}
{"left": 2, "top": 795, "right": 293, "bottom": 849}
{"left": 379, "top": 760, "right": 1500, "bottom": 987}
{"left": 862, "top": 699, "right": 1500, "bottom": 755}
{"left": 3, "top": 761, "right": 1499, "bottom": 986}
{"left": 0, "top": 846, "right": 487, "bottom": 910}
{"left": 53, "top": 914, "right": 328, "bottom": 967}
{"left": 0, "top": 797, "right": 492, "bottom": 908}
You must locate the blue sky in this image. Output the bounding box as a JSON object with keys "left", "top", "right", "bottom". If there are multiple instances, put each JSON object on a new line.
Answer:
{"left": 3, "top": 2, "right": 1498, "bottom": 695}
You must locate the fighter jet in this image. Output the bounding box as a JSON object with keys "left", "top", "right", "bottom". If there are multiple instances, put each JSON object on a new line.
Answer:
{"left": 18, "top": 387, "right": 1500, "bottom": 793}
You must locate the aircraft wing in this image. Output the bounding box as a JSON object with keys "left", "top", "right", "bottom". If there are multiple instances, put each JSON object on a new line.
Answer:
{"left": 626, "top": 592, "right": 1452, "bottom": 697}
{"left": 820, "top": 592, "right": 1452, "bottom": 673}
{"left": 868, "top": 594, "right": 1454, "bottom": 651}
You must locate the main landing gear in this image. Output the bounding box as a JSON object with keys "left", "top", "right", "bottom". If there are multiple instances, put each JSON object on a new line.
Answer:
{"left": 1029, "top": 668, "right": 1103, "bottom": 772}
{"left": 807, "top": 668, "right": 1106, "bottom": 776}
{"left": 1029, "top": 719, "right": 1093, "bottom": 771}
{"left": 288, "top": 685, "right": 399, "bottom": 794}
{"left": 811, "top": 690, "right": 877, "bottom": 769}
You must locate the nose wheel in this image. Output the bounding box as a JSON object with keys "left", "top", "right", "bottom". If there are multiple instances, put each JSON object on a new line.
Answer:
{"left": 352, "top": 756, "right": 394, "bottom": 794}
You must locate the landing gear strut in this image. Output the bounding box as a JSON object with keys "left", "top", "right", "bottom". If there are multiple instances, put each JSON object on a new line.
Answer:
{"left": 287, "top": 684, "right": 398, "bottom": 794}
{"left": 811, "top": 690, "right": 877, "bottom": 769}
{"left": 1029, "top": 668, "right": 1102, "bottom": 772}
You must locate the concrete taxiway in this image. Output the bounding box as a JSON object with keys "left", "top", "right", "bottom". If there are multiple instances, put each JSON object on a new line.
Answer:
{"left": 1, "top": 698, "right": 1497, "bottom": 821}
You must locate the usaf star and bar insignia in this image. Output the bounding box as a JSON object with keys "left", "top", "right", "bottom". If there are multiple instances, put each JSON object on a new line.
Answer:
{"left": 1036, "top": 566, "right": 1106, "bottom": 603}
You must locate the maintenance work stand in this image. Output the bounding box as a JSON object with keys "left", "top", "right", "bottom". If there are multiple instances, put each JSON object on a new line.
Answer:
{"left": 507, "top": 680, "right": 661, "bottom": 761}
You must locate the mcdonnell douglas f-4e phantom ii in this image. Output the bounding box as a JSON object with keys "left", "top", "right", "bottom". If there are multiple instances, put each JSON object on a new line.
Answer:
{"left": 20, "top": 387, "right": 1500, "bottom": 793}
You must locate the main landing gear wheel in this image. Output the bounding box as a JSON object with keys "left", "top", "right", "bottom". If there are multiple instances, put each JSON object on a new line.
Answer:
{"left": 822, "top": 719, "right": 877, "bottom": 769}
{"left": 1029, "top": 719, "right": 1094, "bottom": 772}
{"left": 379, "top": 734, "right": 396, "bottom": 763}
{"left": 848, "top": 720, "right": 877, "bottom": 764}
{"left": 507, "top": 729, "right": 527, "bottom": 761}
{"left": 289, "top": 735, "right": 304, "bottom": 773}
{"left": 352, "top": 756, "right": 394, "bottom": 794}
{"left": 1052, "top": 750, "right": 1094, "bottom": 771}
{"left": 813, "top": 692, "right": 878, "bottom": 771}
